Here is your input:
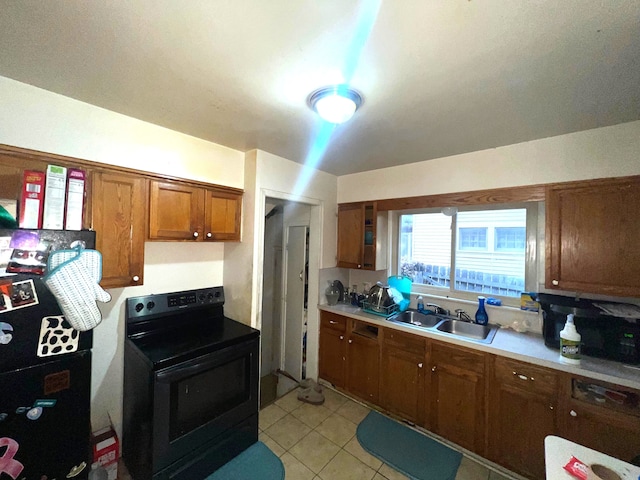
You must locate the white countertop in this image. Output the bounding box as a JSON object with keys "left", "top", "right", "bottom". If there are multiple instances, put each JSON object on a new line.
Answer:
{"left": 318, "top": 304, "right": 640, "bottom": 390}
{"left": 545, "top": 435, "right": 640, "bottom": 480}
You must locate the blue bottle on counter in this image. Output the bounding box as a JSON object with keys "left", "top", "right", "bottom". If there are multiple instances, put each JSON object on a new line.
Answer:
{"left": 475, "top": 296, "right": 489, "bottom": 325}
{"left": 417, "top": 296, "right": 424, "bottom": 313}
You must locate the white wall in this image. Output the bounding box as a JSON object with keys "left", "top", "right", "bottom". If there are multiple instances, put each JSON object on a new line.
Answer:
{"left": 0, "top": 76, "right": 244, "bottom": 438}
{"left": 338, "top": 120, "right": 640, "bottom": 203}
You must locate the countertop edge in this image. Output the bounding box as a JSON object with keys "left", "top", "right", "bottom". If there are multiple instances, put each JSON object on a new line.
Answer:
{"left": 318, "top": 304, "right": 640, "bottom": 390}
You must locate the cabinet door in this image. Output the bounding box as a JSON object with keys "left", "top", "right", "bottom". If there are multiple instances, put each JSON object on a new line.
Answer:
{"left": 546, "top": 176, "right": 640, "bottom": 297}
{"left": 337, "top": 203, "right": 363, "bottom": 269}
{"left": 380, "top": 329, "right": 425, "bottom": 424}
{"left": 562, "top": 402, "right": 640, "bottom": 463}
{"left": 428, "top": 341, "right": 486, "bottom": 455}
{"left": 488, "top": 358, "right": 558, "bottom": 480}
{"left": 203, "top": 189, "right": 242, "bottom": 241}
{"left": 319, "top": 320, "right": 346, "bottom": 388}
{"left": 148, "top": 180, "right": 204, "bottom": 240}
{"left": 346, "top": 333, "right": 380, "bottom": 404}
{"left": 91, "top": 172, "right": 146, "bottom": 288}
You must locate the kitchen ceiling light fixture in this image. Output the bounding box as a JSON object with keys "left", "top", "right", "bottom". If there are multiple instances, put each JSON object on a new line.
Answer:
{"left": 307, "top": 85, "right": 363, "bottom": 124}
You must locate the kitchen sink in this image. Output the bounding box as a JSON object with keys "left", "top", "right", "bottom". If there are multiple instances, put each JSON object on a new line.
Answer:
{"left": 388, "top": 310, "right": 442, "bottom": 328}
{"left": 435, "top": 319, "right": 498, "bottom": 344}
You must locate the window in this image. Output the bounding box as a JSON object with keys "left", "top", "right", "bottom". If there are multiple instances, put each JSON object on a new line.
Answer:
{"left": 398, "top": 205, "right": 537, "bottom": 299}
{"left": 459, "top": 228, "right": 487, "bottom": 250}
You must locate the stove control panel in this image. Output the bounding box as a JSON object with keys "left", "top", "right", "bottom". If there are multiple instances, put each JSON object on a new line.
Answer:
{"left": 126, "top": 286, "right": 225, "bottom": 320}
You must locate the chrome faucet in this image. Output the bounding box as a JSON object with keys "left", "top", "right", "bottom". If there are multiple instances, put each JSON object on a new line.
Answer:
{"left": 424, "top": 303, "right": 450, "bottom": 316}
{"left": 455, "top": 309, "right": 474, "bottom": 323}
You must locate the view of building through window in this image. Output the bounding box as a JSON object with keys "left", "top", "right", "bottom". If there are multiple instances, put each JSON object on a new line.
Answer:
{"left": 399, "top": 209, "right": 527, "bottom": 297}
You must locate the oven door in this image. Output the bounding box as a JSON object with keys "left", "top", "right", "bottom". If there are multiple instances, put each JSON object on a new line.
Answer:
{"left": 151, "top": 336, "right": 259, "bottom": 472}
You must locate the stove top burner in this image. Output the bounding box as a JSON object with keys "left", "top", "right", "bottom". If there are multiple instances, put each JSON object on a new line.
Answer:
{"left": 125, "top": 286, "right": 258, "bottom": 369}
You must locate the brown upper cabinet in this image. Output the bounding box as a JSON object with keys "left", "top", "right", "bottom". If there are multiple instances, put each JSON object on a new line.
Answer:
{"left": 337, "top": 201, "right": 387, "bottom": 270}
{"left": 91, "top": 172, "right": 146, "bottom": 288}
{"left": 546, "top": 176, "right": 640, "bottom": 297}
{"left": 149, "top": 179, "right": 242, "bottom": 242}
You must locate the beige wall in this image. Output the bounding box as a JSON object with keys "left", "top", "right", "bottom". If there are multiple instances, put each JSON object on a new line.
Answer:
{"left": 0, "top": 76, "right": 244, "bottom": 438}
{"left": 337, "top": 120, "right": 640, "bottom": 203}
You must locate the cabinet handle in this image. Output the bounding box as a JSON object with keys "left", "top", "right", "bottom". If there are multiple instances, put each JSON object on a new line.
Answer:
{"left": 549, "top": 405, "right": 554, "bottom": 410}
{"left": 552, "top": 279, "right": 559, "bottom": 286}
{"left": 348, "top": 339, "right": 353, "bottom": 344}
{"left": 431, "top": 366, "right": 437, "bottom": 372}
{"left": 193, "top": 232, "right": 199, "bottom": 238}
{"left": 339, "top": 335, "right": 344, "bottom": 340}
{"left": 206, "top": 232, "right": 212, "bottom": 238}
{"left": 357, "top": 264, "right": 362, "bottom": 269}
{"left": 570, "top": 410, "right": 577, "bottom": 417}
{"left": 329, "top": 320, "right": 338, "bottom": 324}
{"left": 132, "top": 275, "right": 140, "bottom": 282}
{"left": 512, "top": 371, "right": 531, "bottom": 381}
{"left": 418, "top": 363, "right": 423, "bottom": 368}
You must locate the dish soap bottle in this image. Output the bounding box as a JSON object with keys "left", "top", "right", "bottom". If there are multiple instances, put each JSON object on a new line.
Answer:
{"left": 417, "top": 296, "right": 424, "bottom": 313}
{"left": 475, "top": 296, "right": 489, "bottom": 325}
{"left": 560, "top": 313, "right": 581, "bottom": 364}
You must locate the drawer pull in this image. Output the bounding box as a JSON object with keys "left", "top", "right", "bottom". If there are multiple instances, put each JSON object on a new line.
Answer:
{"left": 193, "top": 231, "right": 199, "bottom": 238}
{"left": 339, "top": 335, "right": 344, "bottom": 340}
{"left": 329, "top": 320, "right": 338, "bottom": 324}
{"left": 570, "top": 410, "right": 577, "bottom": 417}
{"left": 418, "top": 363, "right": 423, "bottom": 368}
{"left": 513, "top": 371, "right": 531, "bottom": 381}
{"left": 431, "top": 365, "right": 437, "bottom": 372}
{"left": 549, "top": 405, "right": 554, "bottom": 410}
{"left": 348, "top": 339, "right": 353, "bottom": 344}
{"left": 552, "top": 279, "right": 559, "bottom": 286}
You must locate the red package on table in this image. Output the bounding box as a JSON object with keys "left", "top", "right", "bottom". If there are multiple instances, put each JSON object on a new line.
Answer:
{"left": 564, "top": 456, "right": 588, "bottom": 480}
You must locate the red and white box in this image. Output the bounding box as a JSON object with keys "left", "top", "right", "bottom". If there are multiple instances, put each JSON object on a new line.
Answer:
{"left": 64, "top": 168, "right": 86, "bottom": 230}
{"left": 19, "top": 170, "right": 46, "bottom": 228}
{"left": 92, "top": 424, "right": 119, "bottom": 480}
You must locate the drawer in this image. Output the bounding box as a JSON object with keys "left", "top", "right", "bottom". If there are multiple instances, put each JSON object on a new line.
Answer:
{"left": 320, "top": 312, "right": 347, "bottom": 332}
{"left": 383, "top": 328, "right": 425, "bottom": 355}
{"left": 494, "top": 356, "right": 558, "bottom": 396}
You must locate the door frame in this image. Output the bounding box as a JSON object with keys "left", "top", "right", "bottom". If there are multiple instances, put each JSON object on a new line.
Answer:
{"left": 257, "top": 188, "right": 323, "bottom": 383}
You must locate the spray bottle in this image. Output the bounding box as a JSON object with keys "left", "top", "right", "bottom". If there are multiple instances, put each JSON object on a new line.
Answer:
{"left": 559, "top": 313, "right": 581, "bottom": 364}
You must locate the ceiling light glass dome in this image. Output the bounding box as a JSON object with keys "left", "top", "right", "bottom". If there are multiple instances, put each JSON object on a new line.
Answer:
{"left": 308, "top": 85, "right": 363, "bottom": 124}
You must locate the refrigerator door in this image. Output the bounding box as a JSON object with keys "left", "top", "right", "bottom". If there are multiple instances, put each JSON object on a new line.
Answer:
{"left": 0, "top": 351, "right": 92, "bottom": 480}
{"left": 0, "top": 274, "right": 93, "bottom": 371}
{"left": 0, "top": 229, "right": 96, "bottom": 371}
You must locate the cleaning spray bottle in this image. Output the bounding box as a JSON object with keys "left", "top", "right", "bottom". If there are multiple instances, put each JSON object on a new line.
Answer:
{"left": 559, "top": 313, "right": 581, "bottom": 364}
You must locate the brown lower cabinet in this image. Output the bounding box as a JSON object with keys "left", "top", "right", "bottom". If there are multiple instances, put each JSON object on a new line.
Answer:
{"left": 427, "top": 341, "right": 486, "bottom": 455}
{"left": 558, "top": 375, "right": 640, "bottom": 465}
{"left": 318, "top": 311, "right": 640, "bottom": 480}
{"left": 488, "top": 356, "right": 558, "bottom": 480}
{"left": 380, "top": 329, "right": 426, "bottom": 425}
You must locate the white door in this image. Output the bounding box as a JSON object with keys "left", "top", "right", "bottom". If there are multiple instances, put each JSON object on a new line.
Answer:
{"left": 283, "top": 225, "right": 308, "bottom": 382}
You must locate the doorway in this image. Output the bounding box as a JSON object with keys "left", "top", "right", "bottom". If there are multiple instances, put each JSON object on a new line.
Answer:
{"left": 260, "top": 199, "right": 311, "bottom": 408}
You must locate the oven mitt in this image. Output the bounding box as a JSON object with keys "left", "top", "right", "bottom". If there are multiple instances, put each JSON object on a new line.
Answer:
{"left": 43, "top": 246, "right": 111, "bottom": 331}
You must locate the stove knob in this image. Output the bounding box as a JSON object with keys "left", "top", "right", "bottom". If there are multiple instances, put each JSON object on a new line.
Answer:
{"left": 135, "top": 302, "right": 144, "bottom": 312}
{"left": 208, "top": 292, "right": 215, "bottom": 300}
{"left": 147, "top": 301, "right": 155, "bottom": 310}
{"left": 198, "top": 294, "right": 206, "bottom": 303}
{"left": 213, "top": 291, "right": 220, "bottom": 298}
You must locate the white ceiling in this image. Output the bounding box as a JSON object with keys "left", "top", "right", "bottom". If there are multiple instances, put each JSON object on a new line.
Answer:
{"left": 1, "top": 1, "right": 639, "bottom": 176}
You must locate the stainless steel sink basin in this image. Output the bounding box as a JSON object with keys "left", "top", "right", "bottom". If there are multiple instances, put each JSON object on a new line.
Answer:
{"left": 389, "top": 310, "right": 442, "bottom": 328}
{"left": 435, "top": 319, "right": 498, "bottom": 344}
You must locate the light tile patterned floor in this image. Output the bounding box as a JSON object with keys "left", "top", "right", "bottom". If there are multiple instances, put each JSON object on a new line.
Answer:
{"left": 260, "top": 387, "right": 516, "bottom": 480}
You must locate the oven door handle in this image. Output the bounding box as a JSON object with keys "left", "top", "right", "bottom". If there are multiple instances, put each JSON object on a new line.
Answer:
{"left": 154, "top": 339, "right": 256, "bottom": 384}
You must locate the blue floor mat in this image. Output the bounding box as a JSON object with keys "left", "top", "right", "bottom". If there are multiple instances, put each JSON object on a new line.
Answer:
{"left": 357, "top": 411, "right": 462, "bottom": 480}
{"left": 204, "top": 441, "right": 284, "bottom": 480}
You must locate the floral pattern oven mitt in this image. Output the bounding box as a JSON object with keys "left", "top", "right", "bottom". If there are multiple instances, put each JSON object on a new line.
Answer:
{"left": 43, "top": 246, "right": 111, "bottom": 331}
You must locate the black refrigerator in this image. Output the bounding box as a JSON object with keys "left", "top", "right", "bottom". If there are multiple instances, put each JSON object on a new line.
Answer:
{"left": 0, "top": 229, "right": 95, "bottom": 480}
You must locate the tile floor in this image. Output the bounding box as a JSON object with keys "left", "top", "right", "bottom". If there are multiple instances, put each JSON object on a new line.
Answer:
{"left": 260, "top": 387, "right": 516, "bottom": 480}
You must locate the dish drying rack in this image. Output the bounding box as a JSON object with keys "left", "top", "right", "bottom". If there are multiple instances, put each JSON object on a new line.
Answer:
{"left": 362, "top": 301, "right": 399, "bottom": 318}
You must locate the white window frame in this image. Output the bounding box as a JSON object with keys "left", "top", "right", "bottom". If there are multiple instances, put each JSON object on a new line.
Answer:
{"left": 391, "top": 202, "right": 543, "bottom": 307}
